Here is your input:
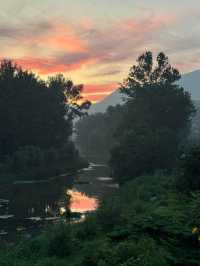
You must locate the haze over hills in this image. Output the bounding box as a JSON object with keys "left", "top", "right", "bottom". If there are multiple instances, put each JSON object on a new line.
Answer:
{"left": 89, "top": 70, "right": 200, "bottom": 114}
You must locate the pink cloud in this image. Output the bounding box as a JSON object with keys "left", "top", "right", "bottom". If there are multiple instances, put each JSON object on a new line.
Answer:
{"left": 83, "top": 83, "right": 117, "bottom": 93}
{"left": 0, "top": 12, "right": 180, "bottom": 76}
{"left": 1, "top": 11, "right": 194, "bottom": 103}
{"left": 15, "top": 56, "right": 96, "bottom": 75}
{"left": 82, "top": 83, "right": 118, "bottom": 102}
{"left": 39, "top": 22, "right": 87, "bottom": 53}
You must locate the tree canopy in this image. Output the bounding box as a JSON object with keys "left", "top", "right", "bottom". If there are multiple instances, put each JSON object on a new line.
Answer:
{"left": 110, "top": 51, "right": 195, "bottom": 183}
{"left": 0, "top": 60, "right": 90, "bottom": 179}
{"left": 0, "top": 60, "right": 90, "bottom": 159}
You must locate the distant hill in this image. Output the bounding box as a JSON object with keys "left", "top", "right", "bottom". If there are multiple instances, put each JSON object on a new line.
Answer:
{"left": 89, "top": 90, "right": 123, "bottom": 114}
{"left": 179, "top": 70, "right": 200, "bottom": 99}
{"left": 89, "top": 70, "right": 200, "bottom": 114}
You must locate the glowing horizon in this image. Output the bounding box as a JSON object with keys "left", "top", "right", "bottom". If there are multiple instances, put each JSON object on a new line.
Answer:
{"left": 1, "top": 1, "right": 200, "bottom": 102}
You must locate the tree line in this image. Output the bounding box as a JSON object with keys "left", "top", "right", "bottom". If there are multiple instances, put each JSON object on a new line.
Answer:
{"left": 76, "top": 51, "right": 197, "bottom": 188}
{"left": 0, "top": 60, "right": 90, "bottom": 180}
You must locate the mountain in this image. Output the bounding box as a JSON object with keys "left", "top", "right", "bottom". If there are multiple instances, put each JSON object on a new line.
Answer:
{"left": 89, "top": 90, "right": 123, "bottom": 114}
{"left": 89, "top": 70, "right": 200, "bottom": 114}
{"left": 179, "top": 70, "right": 200, "bottom": 99}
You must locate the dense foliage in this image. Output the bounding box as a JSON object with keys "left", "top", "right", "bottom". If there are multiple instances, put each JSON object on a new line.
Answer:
{"left": 110, "top": 52, "right": 195, "bottom": 183}
{"left": 176, "top": 145, "right": 200, "bottom": 192}
{"left": 190, "top": 100, "right": 200, "bottom": 143}
{"left": 75, "top": 105, "right": 123, "bottom": 161}
{"left": 75, "top": 52, "right": 195, "bottom": 184}
{"left": 0, "top": 173, "right": 199, "bottom": 265}
{"left": 0, "top": 60, "right": 90, "bottom": 180}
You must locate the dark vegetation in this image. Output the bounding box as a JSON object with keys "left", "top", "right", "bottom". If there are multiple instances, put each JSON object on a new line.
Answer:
{"left": 0, "top": 60, "right": 90, "bottom": 181}
{"left": 76, "top": 52, "right": 195, "bottom": 183}
{"left": 76, "top": 105, "right": 124, "bottom": 161}
{"left": 0, "top": 174, "right": 200, "bottom": 265}
{"left": 1, "top": 52, "right": 200, "bottom": 265}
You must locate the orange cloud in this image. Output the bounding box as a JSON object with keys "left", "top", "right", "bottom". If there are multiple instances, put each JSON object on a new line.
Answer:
{"left": 41, "top": 22, "right": 87, "bottom": 53}
{"left": 83, "top": 83, "right": 117, "bottom": 93}
{"left": 82, "top": 83, "right": 117, "bottom": 102}
{"left": 0, "top": 13, "right": 181, "bottom": 77}
{"left": 82, "top": 92, "right": 113, "bottom": 103}
{"left": 83, "top": 94, "right": 107, "bottom": 103}
{"left": 15, "top": 56, "right": 96, "bottom": 75}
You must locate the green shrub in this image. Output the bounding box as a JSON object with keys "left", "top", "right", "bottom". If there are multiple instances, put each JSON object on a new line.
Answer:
{"left": 43, "top": 224, "right": 73, "bottom": 258}
{"left": 176, "top": 145, "right": 200, "bottom": 192}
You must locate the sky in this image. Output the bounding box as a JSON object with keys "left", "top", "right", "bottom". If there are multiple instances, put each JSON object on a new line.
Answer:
{"left": 1, "top": 0, "right": 200, "bottom": 102}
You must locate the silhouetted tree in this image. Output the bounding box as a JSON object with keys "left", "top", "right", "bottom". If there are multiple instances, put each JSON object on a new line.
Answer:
{"left": 111, "top": 51, "right": 195, "bottom": 183}
{"left": 75, "top": 105, "right": 123, "bottom": 161}
{"left": 0, "top": 60, "right": 90, "bottom": 178}
{"left": 176, "top": 145, "right": 200, "bottom": 192}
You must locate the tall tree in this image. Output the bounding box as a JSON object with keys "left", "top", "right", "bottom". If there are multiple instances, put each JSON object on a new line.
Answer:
{"left": 111, "top": 52, "right": 195, "bottom": 184}
{"left": 0, "top": 60, "right": 90, "bottom": 159}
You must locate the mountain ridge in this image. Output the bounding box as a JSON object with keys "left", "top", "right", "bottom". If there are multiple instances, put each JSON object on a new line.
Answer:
{"left": 89, "top": 70, "right": 200, "bottom": 114}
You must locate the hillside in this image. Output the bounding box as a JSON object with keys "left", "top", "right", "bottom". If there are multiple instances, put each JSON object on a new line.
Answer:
{"left": 89, "top": 89, "right": 124, "bottom": 114}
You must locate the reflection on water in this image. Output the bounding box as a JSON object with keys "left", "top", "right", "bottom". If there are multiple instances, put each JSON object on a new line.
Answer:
{"left": 0, "top": 163, "right": 117, "bottom": 241}
{"left": 97, "top": 177, "right": 113, "bottom": 181}
{"left": 68, "top": 189, "right": 98, "bottom": 213}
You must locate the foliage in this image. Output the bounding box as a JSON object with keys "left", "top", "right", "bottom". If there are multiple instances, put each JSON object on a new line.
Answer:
{"left": 0, "top": 60, "right": 90, "bottom": 180}
{"left": 0, "top": 174, "right": 199, "bottom": 266}
{"left": 176, "top": 145, "right": 200, "bottom": 192}
{"left": 110, "top": 127, "right": 178, "bottom": 184}
{"left": 110, "top": 51, "right": 195, "bottom": 183}
{"left": 75, "top": 105, "right": 123, "bottom": 161}
{"left": 0, "top": 143, "right": 87, "bottom": 180}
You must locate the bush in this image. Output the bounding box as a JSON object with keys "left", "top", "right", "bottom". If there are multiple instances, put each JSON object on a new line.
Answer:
{"left": 43, "top": 224, "right": 73, "bottom": 258}
{"left": 0, "top": 141, "right": 86, "bottom": 181}
{"left": 176, "top": 145, "right": 200, "bottom": 192}
{"left": 11, "top": 146, "right": 44, "bottom": 173}
{"left": 110, "top": 127, "right": 178, "bottom": 184}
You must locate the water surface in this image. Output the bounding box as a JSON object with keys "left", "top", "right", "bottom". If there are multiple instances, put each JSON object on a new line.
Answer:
{"left": 0, "top": 163, "right": 117, "bottom": 241}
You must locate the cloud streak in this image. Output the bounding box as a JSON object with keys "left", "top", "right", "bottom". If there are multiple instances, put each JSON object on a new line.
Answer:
{"left": 0, "top": 10, "right": 200, "bottom": 101}
{"left": 0, "top": 12, "right": 179, "bottom": 74}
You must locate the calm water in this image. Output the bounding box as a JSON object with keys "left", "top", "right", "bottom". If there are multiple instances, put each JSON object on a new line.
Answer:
{"left": 0, "top": 163, "right": 118, "bottom": 242}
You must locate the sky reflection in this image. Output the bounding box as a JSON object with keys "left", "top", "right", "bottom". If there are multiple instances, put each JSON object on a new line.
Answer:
{"left": 67, "top": 189, "right": 98, "bottom": 213}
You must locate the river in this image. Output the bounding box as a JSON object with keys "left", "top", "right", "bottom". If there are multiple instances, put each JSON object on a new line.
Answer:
{"left": 0, "top": 162, "right": 118, "bottom": 242}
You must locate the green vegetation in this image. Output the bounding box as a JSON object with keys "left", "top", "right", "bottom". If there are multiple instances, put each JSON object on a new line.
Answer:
{"left": 0, "top": 172, "right": 199, "bottom": 265}
{"left": 76, "top": 52, "right": 195, "bottom": 184}
{"left": 0, "top": 143, "right": 87, "bottom": 182}
{"left": 76, "top": 105, "right": 123, "bottom": 161}
{"left": 176, "top": 145, "right": 200, "bottom": 192}
{"left": 110, "top": 51, "right": 195, "bottom": 184}
{"left": 0, "top": 60, "right": 90, "bottom": 181}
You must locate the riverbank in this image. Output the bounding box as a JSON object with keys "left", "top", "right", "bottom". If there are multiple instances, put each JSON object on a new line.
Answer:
{"left": 0, "top": 157, "right": 88, "bottom": 185}
{"left": 0, "top": 173, "right": 199, "bottom": 265}
{"left": 0, "top": 162, "right": 117, "bottom": 244}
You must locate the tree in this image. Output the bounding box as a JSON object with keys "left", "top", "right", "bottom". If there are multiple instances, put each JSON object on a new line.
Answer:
{"left": 110, "top": 51, "right": 195, "bottom": 183}
{"left": 0, "top": 60, "right": 90, "bottom": 178}
{"left": 75, "top": 105, "right": 123, "bottom": 161}
{"left": 176, "top": 145, "right": 200, "bottom": 192}
{"left": 0, "top": 60, "right": 90, "bottom": 157}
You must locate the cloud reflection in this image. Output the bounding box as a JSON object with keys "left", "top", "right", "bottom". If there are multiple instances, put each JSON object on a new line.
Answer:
{"left": 67, "top": 189, "right": 98, "bottom": 213}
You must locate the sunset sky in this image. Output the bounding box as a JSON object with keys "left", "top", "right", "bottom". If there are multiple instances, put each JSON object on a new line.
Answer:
{"left": 1, "top": 0, "right": 200, "bottom": 102}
